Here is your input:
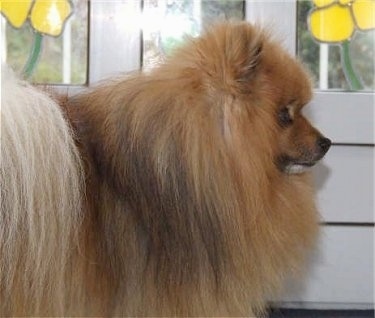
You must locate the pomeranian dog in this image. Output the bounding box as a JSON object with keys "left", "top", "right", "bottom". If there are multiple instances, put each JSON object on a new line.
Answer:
{"left": 1, "top": 22, "right": 331, "bottom": 317}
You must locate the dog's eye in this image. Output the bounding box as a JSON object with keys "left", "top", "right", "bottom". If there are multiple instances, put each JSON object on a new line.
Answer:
{"left": 278, "top": 107, "right": 293, "bottom": 127}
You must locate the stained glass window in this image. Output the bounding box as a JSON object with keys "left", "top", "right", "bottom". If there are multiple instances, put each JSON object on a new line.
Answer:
{"left": 297, "top": 0, "right": 375, "bottom": 91}
{"left": 1, "top": 0, "right": 88, "bottom": 84}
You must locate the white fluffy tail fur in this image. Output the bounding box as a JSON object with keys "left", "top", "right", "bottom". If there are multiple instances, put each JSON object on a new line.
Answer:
{"left": 0, "top": 67, "right": 83, "bottom": 315}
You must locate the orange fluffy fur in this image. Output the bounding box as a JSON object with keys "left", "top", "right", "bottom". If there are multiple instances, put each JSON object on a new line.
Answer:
{"left": 1, "top": 23, "right": 329, "bottom": 316}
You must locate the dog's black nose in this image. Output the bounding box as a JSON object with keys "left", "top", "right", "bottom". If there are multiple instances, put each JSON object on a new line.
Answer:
{"left": 317, "top": 137, "right": 331, "bottom": 154}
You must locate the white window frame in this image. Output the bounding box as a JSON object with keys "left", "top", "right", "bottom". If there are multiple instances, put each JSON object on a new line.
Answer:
{"left": 88, "top": 0, "right": 142, "bottom": 82}
{"left": 60, "top": 0, "right": 142, "bottom": 96}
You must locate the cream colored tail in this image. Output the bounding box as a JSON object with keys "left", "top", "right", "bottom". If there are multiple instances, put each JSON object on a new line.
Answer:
{"left": 0, "top": 66, "right": 84, "bottom": 316}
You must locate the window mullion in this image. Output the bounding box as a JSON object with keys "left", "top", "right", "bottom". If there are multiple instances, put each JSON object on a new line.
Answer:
{"left": 88, "top": 0, "right": 142, "bottom": 84}
{"left": 245, "top": 0, "right": 297, "bottom": 56}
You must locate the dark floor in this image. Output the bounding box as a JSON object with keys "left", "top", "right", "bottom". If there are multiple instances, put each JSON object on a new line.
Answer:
{"left": 269, "top": 309, "right": 374, "bottom": 318}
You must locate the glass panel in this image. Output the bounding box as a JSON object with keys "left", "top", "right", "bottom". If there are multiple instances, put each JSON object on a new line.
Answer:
{"left": 297, "top": 0, "right": 375, "bottom": 91}
{"left": 1, "top": 0, "right": 88, "bottom": 84}
{"left": 142, "top": 0, "right": 244, "bottom": 69}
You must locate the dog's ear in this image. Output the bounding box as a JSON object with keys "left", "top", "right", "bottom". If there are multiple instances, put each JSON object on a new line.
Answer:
{"left": 189, "top": 23, "right": 264, "bottom": 94}
{"left": 224, "top": 23, "right": 263, "bottom": 84}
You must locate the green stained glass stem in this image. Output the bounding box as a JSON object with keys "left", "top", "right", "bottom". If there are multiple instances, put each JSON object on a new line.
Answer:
{"left": 341, "top": 40, "right": 363, "bottom": 91}
{"left": 23, "top": 32, "right": 43, "bottom": 79}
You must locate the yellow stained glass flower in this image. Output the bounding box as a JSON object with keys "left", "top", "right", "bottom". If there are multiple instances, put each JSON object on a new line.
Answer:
{"left": 0, "top": 0, "right": 33, "bottom": 28}
{"left": 1, "top": 0, "right": 72, "bottom": 36}
{"left": 352, "top": 0, "right": 375, "bottom": 30}
{"left": 312, "top": 0, "right": 335, "bottom": 7}
{"left": 309, "top": 0, "right": 375, "bottom": 43}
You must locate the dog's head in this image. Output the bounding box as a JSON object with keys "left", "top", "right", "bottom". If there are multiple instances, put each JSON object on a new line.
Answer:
{"left": 257, "top": 27, "right": 331, "bottom": 175}
{"left": 274, "top": 102, "right": 331, "bottom": 175}
{"left": 166, "top": 22, "right": 331, "bottom": 175}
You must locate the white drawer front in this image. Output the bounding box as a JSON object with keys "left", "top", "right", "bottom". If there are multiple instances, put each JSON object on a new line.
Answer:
{"left": 278, "top": 226, "right": 374, "bottom": 308}
{"left": 313, "top": 145, "right": 374, "bottom": 223}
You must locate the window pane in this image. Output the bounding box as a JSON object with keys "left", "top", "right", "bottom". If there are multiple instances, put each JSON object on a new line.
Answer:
{"left": 142, "top": 0, "right": 244, "bottom": 69}
{"left": 297, "top": 0, "right": 375, "bottom": 91}
{"left": 2, "top": 0, "right": 88, "bottom": 84}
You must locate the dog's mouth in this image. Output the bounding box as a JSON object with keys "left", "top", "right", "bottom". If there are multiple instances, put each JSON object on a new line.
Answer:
{"left": 276, "top": 137, "right": 331, "bottom": 175}
{"left": 276, "top": 156, "right": 317, "bottom": 175}
{"left": 283, "top": 161, "right": 316, "bottom": 175}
